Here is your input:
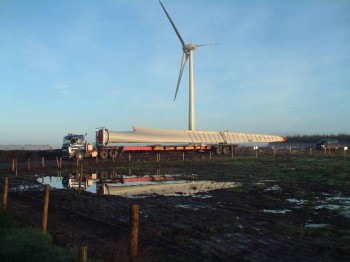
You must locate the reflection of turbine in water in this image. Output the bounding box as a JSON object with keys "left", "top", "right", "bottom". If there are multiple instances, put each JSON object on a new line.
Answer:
{"left": 159, "top": 0, "right": 219, "bottom": 131}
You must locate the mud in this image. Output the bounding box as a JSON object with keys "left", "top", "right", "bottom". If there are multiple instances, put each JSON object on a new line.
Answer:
{"left": 1, "top": 151, "right": 350, "bottom": 261}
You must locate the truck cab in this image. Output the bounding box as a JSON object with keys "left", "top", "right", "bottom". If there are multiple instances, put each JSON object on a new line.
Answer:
{"left": 62, "top": 133, "right": 96, "bottom": 160}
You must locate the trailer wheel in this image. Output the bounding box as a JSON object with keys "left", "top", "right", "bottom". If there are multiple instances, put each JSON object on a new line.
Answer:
{"left": 99, "top": 150, "right": 108, "bottom": 159}
{"left": 109, "top": 150, "right": 117, "bottom": 158}
{"left": 76, "top": 152, "right": 84, "bottom": 160}
{"left": 215, "top": 147, "right": 223, "bottom": 155}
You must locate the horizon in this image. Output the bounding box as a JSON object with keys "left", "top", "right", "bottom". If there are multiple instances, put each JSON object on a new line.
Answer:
{"left": 1, "top": 0, "right": 349, "bottom": 148}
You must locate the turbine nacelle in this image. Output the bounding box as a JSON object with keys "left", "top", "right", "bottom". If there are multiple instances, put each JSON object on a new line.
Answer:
{"left": 183, "top": 43, "right": 200, "bottom": 52}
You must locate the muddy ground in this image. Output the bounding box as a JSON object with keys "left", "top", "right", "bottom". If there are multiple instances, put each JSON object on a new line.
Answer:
{"left": 1, "top": 150, "right": 350, "bottom": 261}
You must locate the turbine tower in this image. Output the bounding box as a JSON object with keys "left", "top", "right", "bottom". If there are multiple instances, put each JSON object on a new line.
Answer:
{"left": 159, "top": 0, "right": 206, "bottom": 131}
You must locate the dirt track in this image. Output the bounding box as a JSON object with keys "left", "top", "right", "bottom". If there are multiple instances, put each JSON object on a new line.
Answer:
{"left": 1, "top": 150, "right": 350, "bottom": 261}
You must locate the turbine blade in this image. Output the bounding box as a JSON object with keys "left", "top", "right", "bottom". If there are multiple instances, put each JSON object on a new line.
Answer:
{"left": 174, "top": 51, "right": 188, "bottom": 101}
{"left": 195, "top": 43, "right": 221, "bottom": 48}
{"left": 159, "top": 0, "right": 185, "bottom": 47}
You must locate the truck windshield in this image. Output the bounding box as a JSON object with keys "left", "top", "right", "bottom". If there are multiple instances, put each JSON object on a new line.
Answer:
{"left": 63, "top": 138, "right": 71, "bottom": 145}
{"left": 63, "top": 135, "right": 85, "bottom": 145}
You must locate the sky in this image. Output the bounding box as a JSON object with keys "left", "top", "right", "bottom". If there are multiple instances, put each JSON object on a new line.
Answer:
{"left": 1, "top": 0, "right": 349, "bottom": 148}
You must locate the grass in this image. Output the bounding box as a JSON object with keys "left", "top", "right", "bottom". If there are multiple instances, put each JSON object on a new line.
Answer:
{"left": 0, "top": 211, "right": 76, "bottom": 262}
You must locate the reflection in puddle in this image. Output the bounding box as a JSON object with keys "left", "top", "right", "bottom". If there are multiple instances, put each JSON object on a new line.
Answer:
{"left": 99, "top": 180, "right": 237, "bottom": 197}
{"left": 37, "top": 172, "right": 236, "bottom": 197}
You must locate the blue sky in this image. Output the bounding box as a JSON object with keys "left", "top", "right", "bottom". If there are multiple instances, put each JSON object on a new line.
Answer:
{"left": 1, "top": 0, "right": 349, "bottom": 148}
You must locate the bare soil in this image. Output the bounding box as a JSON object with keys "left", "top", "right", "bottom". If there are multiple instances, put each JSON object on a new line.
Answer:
{"left": 1, "top": 150, "right": 350, "bottom": 261}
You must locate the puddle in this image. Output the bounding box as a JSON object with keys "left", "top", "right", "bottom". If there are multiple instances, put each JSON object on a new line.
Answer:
{"left": 264, "top": 185, "right": 282, "bottom": 192}
{"left": 284, "top": 194, "right": 350, "bottom": 219}
{"left": 305, "top": 223, "right": 328, "bottom": 228}
{"left": 261, "top": 209, "right": 291, "bottom": 214}
{"left": 37, "top": 172, "right": 237, "bottom": 197}
{"left": 315, "top": 194, "right": 350, "bottom": 218}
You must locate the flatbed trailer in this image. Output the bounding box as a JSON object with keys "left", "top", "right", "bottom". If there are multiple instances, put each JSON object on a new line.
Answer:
{"left": 97, "top": 144, "right": 228, "bottom": 159}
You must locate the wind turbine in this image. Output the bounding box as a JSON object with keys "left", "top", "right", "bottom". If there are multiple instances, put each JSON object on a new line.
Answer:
{"left": 159, "top": 0, "right": 209, "bottom": 131}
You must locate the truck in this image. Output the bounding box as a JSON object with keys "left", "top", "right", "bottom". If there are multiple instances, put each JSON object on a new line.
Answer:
{"left": 62, "top": 126, "right": 286, "bottom": 160}
{"left": 315, "top": 138, "right": 340, "bottom": 150}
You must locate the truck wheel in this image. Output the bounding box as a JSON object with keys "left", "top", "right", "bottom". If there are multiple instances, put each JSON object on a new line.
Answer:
{"left": 99, "top": 150, "right": 108, "bottom": 159}
{"left": 222, "top": 146, "right": 230, "bottom": 155}
{"left": 76, "top": 152, "right": 84, "bottom": 160}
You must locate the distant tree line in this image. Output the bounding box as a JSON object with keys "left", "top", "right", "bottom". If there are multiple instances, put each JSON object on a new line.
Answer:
{"left": 286, "top": 133, "right": 350, "bottom": 143}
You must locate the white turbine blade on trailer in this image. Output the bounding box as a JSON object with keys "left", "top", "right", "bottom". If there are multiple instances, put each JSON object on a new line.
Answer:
{"left": 103, "top": 126, "right": 287, "bottom": 144}
{"left": 159, "top": 0, "right": 185, "bottom": 47}
{"left": 174, "top": 51, "right": 189, "bottom": 101}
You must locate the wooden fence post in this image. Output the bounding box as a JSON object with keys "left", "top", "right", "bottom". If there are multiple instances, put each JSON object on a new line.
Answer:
{"left": 2, "top": 177, "right": 8, "bottom": 211}
{"left": 129, "top": 204, "right": 140, "bottom": 260}
{"left": 182, "top": 152, "right": 185, "bottom": 161}
{"left": 11, "top": 158, "right": 15, "bottom": 173}
{"left": 15, "top": 158, "right": 18, "bottom": 176}
{"left": 78, "top": 162, "right": 83, "bottom": 195}
{"left": 78, "top": 246, "right": 88, "bottom": 262}
{"left": 27, "top": 158, "right": 31, "bottom": 171}
{"left": 41, "top": 184, "right": 50, "bottom": 233}
{"left": 128, "top": 153, "right": 131, "bottom": 163}
{"left": 41, "top": 157, "right": 45, "bottom": 169}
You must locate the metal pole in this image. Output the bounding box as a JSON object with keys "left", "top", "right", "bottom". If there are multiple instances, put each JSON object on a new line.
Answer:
{"left": 41, "top": 157, "right": 45, "bottom": 169}
{"left": 129, "top": 204, "right": 140, "bottom": 260}
{"left": 189, "top": 50, "right": 195, "bottom": 131}
{"left": 41, "top": 184, "right": 50, "bottom": 233}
